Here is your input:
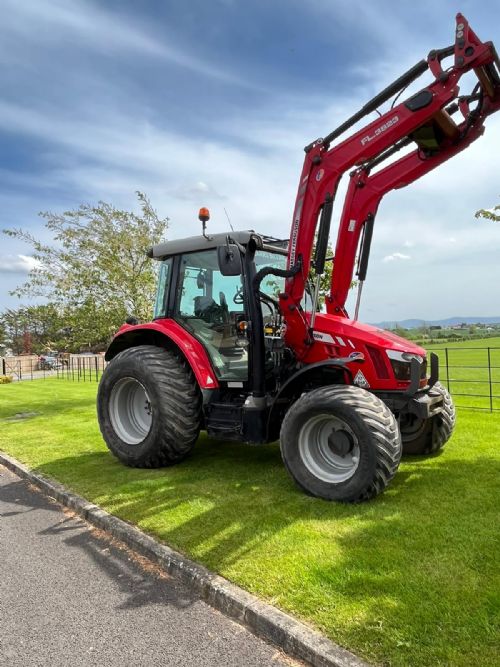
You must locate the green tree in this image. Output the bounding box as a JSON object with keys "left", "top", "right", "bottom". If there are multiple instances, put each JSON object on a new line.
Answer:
{"left": 308, "top": 237, "right": 334, "bottom": 309}
{"left": 393, "top": 325, "right": 410, "bottom": 340}
{"left": 0, "top": 308, "right": 25, "bottom": 355}
{"left": 475, "top": 201, "right": 500, "bottom": 222}
{"left": 309, "top": 236, "right": 357, "bottom": 309}
{"left": 3, "top": 193, "right": 169, "bottom": 349}
{"left": 0, "top": 304, "right": 68, "bottom": 354}
{"left": 0, "top": 318, "right": 8, "bottom": 356}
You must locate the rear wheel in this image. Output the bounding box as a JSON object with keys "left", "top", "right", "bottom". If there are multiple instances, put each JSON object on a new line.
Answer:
{"left": 97, "top": 345, "right": 201, "bottom": 467}
{"left": 280, "top": 385, "right": 402, "bottom": 502}
{"left": 400, "top": 382, "right": 455, "bottom": 455}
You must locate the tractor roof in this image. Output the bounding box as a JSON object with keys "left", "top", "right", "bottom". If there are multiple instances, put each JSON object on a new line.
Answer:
{"left": 148, "top": 230, "right": 287, "bottom": 260}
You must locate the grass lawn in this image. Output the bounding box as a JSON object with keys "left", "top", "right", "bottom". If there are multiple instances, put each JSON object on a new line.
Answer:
{"left": 426, "top": 338, "right": 500, "bottom": 411}
{"left": 1, "top": 379, "right": 498, "bottom": 666}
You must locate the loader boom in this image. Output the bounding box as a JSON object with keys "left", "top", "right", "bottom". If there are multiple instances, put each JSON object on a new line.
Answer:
{"left": 281, "top": 13, "right": 500, "bottom": 359}
{"left": 329, "top": 90, "right": 500, "bottom": 316}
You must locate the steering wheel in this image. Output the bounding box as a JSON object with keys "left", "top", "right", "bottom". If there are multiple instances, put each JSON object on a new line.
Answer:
{"left": 233, "top": 285, "right": 244, "bottom": 304}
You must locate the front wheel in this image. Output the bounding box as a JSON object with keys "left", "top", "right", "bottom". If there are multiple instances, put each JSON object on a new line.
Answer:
{"left": 280, "top": 386, "right": 402, "bottom": 503}
{"left": 400, "top": 382, "right": 456, "bottom": 455}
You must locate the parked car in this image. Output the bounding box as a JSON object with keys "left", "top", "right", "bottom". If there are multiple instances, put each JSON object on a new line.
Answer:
{"left": 38, "top": 352, "right": 63, "bottom": 370}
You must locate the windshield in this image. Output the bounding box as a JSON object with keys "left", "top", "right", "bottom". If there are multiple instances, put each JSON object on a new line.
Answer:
{"left": 255, "top": 250, "right": 287, "bottom": 299}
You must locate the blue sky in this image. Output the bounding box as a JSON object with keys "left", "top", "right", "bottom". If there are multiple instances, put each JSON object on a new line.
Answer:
{"left": 1, "top": 0, "right": 499, "bottom": 322}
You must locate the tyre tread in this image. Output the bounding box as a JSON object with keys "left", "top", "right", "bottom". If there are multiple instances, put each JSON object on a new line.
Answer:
{"left": 280, "top": 385, "right": 401, "bottom": 503}
{"left": 97, "top": 345, "right": 201, "bottom": 468}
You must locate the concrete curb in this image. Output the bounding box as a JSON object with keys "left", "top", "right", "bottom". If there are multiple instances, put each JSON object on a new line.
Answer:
{"left": 0, "top": 452, "right": 369, "bottom": 667}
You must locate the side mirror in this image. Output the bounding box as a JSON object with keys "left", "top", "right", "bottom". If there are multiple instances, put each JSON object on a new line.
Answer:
{"left": 217, "top": 243, "right": 242, "bottom": 276}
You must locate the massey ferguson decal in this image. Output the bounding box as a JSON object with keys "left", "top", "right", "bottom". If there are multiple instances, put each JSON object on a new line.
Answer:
{"left": 289, "top": 198, "right": 303, "bottom": 265}
{"left": 361, "top": 115, "right": 399, "bottom": 146}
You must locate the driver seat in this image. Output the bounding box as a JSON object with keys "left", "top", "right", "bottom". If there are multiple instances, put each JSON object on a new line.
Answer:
{"left": 193, "top": 295, "right": 219, "bottom": 323}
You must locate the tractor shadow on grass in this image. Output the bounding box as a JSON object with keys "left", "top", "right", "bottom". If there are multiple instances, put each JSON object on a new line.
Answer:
{"left": 28, "top": 440, "right": 500, "bottom": 664}
{"left": 30, "top": 434, "right": 500, "bottom": 568}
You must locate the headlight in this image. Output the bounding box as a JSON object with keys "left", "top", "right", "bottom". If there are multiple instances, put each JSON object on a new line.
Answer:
{"left": 386, "top": 350, "right": 426, "bottom": 381}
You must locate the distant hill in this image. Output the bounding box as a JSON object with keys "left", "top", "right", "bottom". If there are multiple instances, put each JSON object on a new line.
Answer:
{"left": 372, "top": 316, "right": 500, "bottom": 330}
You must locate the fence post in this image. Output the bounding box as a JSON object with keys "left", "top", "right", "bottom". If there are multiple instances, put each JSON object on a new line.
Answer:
{"left": 445, "top": 348, "right": 450, "bottom": 392}
{"left": 487, "top": 347, "right": 493, "bottom": 413}
{"left": 2, "top": 358, "right": 5, "bottom": 375}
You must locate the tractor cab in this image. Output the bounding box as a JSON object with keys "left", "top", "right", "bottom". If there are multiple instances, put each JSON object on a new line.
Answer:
{"left": 149, "top": 229, "right": 289, "bottom": 386}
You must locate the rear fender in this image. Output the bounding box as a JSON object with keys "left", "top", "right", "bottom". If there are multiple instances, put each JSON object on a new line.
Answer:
{"left": 105, "top": 320, "right": 219, "bottom": 389}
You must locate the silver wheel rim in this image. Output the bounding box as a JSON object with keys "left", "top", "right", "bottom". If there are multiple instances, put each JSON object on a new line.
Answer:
{"left": 298, "top": 414, "right": 360, "bottom": 483}
{"left": 109, "top": 377, "right": 152, "bottom": 445}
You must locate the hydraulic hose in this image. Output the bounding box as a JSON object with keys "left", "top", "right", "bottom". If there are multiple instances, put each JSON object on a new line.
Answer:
{"left": 252, "top": 259, "right": 302, "bottom": 294}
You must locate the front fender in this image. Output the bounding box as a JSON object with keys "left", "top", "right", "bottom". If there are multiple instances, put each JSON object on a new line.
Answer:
{"left": 267, "top": 358, "right": 354, "bottom": 441}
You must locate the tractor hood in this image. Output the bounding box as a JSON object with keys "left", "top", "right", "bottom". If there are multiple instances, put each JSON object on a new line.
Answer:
{"left": 307, "top": 314, "right": 429, "bottom": 391}
{"left": 312, "top": 314, "right": 426, "bottom": 356}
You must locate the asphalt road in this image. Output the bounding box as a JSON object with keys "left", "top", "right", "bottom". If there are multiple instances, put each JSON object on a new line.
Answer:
{"left": 0, "top": 466, "right": 293, "bottom": 667}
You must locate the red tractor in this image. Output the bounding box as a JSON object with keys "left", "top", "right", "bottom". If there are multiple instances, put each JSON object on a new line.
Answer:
{"left": 97, "top": 15, "right": 500, "bottom": 502}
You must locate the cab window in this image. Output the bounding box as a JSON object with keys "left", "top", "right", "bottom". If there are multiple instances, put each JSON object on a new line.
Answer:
{"left": 153, "top": 258, "right": 172, "bottom": 319}
{"left": 175, "top": 249, "right": 248, "bottom": 381}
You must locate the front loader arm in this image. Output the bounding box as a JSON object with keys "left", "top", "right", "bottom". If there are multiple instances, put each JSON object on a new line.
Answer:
{"left": 328, "top": 90, "right": 500, "bottom": 316}
{"left": 280, "top": 13, "right": 500, "bottom": 359}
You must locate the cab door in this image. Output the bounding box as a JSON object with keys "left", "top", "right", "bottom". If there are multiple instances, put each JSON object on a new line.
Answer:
{"left": 174, "top": 249, "right": 248, "bottom": 382}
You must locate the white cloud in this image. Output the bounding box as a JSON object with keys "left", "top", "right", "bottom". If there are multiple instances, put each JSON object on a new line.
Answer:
{"left": 0, "top": 254, "right": 41, "bottom": 274}
{"left": 383, "top": 252, "right": 411, "bottom": 262}
{"left": 170, "top": 181, "right": 226, "bottom": 202}
{"left": 0, "top": 0, "right": 258, "bottom": 88}
{"left": 0, "top": 99, "right": 301, "bottom": 238}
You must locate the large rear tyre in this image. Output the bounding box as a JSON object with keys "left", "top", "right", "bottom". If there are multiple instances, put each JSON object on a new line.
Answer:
{"left": 97, "top": 345, "right": 201, "bottom": 467}
{"left": 400, "top": 382, "right": 456, "bottom": 455}
{"left": 280, "top": 385, "right": 402, "bottom": 503}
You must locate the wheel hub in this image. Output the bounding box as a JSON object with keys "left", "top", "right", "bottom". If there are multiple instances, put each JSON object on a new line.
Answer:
{"left": 327, "top": 429, "right": 355, "bottom": 457}
{"left": 298, "top": 414, "right": 360, "bottom": 484}
{"left": 109, "top": 377, "right": 153, "bottom": 445}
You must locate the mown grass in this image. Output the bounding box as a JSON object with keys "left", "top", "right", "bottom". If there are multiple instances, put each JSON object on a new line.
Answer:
{"left": 425, "top": 338, "right": 500, "bottom": 411}
{"left": 1, "top": 379, "right": 499, "bottom": 667}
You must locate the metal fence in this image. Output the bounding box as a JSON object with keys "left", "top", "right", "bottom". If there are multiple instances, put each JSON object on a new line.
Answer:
{"left": 3, "top": 347, "right": 500, "bottom": 412}
{"left": 1, "top": 355, "right": 106, "bottom": 382}
{"left": 56, "top": 356, "right": 107, "bottom": 383}
{"left": 427, "top": 346, "right": 500, "bottom": 412}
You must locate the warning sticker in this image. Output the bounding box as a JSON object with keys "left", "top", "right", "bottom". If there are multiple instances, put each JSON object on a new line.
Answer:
{"left": 354, "top": 370, "right": 370, "bottom": 389}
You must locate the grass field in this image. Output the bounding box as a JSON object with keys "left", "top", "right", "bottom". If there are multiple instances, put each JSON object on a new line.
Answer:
{"left": 1, "top": 379, "right": 498, "bottom": 666}
{"left": 426, "top": 337, "right": 500, "bottom": 411}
